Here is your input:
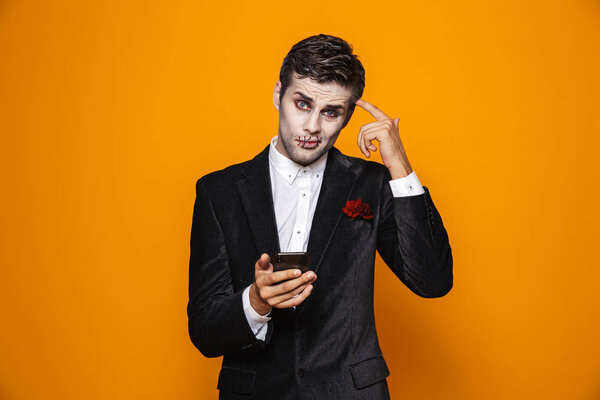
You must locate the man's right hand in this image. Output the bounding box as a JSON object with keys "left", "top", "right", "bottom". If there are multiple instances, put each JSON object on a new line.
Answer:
{"left": 249, "top": 253, "right": 317, "bottom": 315}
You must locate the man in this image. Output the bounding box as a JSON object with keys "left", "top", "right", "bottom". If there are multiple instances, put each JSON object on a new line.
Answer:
{"left": 188, "top": 34, "right": 453, "bottom": 399}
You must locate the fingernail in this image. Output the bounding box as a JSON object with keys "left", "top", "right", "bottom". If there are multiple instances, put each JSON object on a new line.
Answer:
{"left": 294, "top": 269, "right": 301, "bottom": 276}
{"left": 308, "top": 272, "right": 315, "bottom": 279}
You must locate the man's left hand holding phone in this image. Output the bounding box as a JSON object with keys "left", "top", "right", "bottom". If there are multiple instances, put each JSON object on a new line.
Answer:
{"left": 249, "top": 252, "right": 317, "bottom": 316}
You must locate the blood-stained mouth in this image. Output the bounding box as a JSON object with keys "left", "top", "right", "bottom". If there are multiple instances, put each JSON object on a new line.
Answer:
{"left": 296, "top": 136, "right": 322, "bottom": 149}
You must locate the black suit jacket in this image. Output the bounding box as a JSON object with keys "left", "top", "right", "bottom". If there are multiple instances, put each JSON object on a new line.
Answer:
{"left": 188, "top": 144, "right": 453, "bottom": 399}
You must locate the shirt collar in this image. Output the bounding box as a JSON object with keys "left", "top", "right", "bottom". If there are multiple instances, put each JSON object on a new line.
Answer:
{"left": 268, "top": 135, "right": 328, "bottom": 185}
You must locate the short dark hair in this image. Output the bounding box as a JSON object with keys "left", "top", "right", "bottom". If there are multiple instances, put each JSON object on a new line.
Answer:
{"left": 279, "top": 34, "right": 366, "bottom": 125}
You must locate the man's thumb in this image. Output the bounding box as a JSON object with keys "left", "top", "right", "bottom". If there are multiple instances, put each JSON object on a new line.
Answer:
{"left": 393, "top": 117, "right": 399, "bottom": 128}
{"left": 256, "top": 253, "right": 271, "bottom": 270}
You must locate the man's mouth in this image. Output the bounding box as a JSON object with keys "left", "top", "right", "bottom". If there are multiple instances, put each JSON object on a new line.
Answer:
{"left": 296, "top": 136, "right": 322, "bottom": 149}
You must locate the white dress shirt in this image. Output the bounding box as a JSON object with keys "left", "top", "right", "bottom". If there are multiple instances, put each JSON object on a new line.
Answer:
{"left": 242, "top": 136, "right": 424, "bottom": 340}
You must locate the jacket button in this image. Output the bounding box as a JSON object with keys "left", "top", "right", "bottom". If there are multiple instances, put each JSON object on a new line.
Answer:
{"left": 297, "top": 368, "right": 305, "bottom": 377}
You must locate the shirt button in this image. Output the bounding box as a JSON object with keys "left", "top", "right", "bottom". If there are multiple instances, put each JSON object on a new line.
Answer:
{"left": 297, "top": 231, "right": 301, "bottom": 234}
{"left": 297, "top": 368, "right": 305, "bottom": 377}
{"left": 303, "top": 170, "right": 307, "bottom": 173}
{"left": 302, "top": 193, "right": 306, "bottom": 197}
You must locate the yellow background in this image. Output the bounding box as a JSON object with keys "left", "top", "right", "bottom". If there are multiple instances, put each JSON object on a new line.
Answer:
{"left": 1, "top": 0, "right": 599, "bottom": 399}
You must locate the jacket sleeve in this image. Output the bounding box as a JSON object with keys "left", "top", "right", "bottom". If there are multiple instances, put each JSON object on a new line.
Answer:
{"left": 376, "top": 169, "right": 453, "bottom": 298}
{"left": 187, "top": 178, "right": 271, "bottom": 357}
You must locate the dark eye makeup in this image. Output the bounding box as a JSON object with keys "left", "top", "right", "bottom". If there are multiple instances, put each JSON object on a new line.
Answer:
{"left": 295, "top": 100, "right": 339, "bottom": 118}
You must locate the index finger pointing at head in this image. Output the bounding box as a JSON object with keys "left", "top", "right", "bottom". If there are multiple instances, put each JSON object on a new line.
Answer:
{"left": 355, "top": 98, "right": 389, "bottom": 121}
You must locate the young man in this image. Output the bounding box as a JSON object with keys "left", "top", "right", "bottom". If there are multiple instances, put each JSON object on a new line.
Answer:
{"left": 188, "top": 34, "right": 453, "bottom": 400}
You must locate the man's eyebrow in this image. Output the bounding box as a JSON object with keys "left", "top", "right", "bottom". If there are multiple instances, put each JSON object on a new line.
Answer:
{"left": 292, "top": 91, "right": 346, "bottom": 110}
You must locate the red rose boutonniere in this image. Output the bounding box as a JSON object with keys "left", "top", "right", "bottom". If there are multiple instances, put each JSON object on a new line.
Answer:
{"left": 343, "top": 198, "right": 374, "bottom": 221}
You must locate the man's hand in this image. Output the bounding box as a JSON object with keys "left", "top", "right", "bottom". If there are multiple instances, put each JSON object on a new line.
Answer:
{"left": 249, "top": 253, "right": 317, "bottom": 315}
{"left": 355, "top": 98, "right": 413, "bottom": 179}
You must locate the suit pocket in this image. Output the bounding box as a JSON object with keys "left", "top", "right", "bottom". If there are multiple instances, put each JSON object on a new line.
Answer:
{"left": 217, "top": 366, "right": 256, "bottom": 394}
{"left": 348, "top": 354, "right": 390, "bottom": 389}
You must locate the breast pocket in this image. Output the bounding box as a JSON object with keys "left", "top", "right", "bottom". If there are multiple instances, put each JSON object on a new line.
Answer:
{"left": 338, "top": 210, "right": 376, "bottom": 239}
{"left": 348, "top": 354, "right": 390, "bottom": 389}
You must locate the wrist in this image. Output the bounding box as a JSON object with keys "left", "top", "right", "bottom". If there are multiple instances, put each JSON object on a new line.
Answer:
{"left": 249, "top": 283, "right": 272, "bottom": 316}
{"left": 388, "top": 163, "right": 413, "bottom": 180}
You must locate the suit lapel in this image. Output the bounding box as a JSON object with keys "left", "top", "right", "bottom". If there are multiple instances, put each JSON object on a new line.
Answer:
{"left": 236, "top": 145, "right": 281, "bottom": 259}
{"left": 308, "top": 147, "right": 360, "bottom": 274}
{"left": 237, "top": 144, "right": 360, "bottom": 274}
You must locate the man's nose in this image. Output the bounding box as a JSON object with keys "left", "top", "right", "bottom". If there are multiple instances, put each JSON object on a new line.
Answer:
{"left": 303, "top": 111, "right": 321, "bottom": 134}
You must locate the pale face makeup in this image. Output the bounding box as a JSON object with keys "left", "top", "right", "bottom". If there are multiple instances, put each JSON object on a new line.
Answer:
{"left": 273, "top": 76, "right": 353, "bottom": 166}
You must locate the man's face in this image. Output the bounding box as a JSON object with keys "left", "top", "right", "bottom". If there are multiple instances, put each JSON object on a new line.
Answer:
{"left": 273, "top": 76, "right": 353, "bottom": 166}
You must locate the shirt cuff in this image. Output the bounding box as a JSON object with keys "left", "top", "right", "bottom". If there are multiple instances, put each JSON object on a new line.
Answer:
{"left": 242, "top": 285, "right": 271, "bottom": 340}
{"left": 388, "top": 171, "right": 425, "bottom": 197}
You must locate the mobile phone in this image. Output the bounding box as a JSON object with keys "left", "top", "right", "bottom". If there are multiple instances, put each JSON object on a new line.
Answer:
{"left": 272, "top": 252, "right": 310, "bottom": 274}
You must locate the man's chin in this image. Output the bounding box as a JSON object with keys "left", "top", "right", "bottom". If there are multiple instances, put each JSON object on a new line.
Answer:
{"left": 289, "top": 155, "right": 312, "bottom": 166}
{"left": 289, "top": 150, "right": 323, "bottom": 166}
{"left": 280, "top": 137, "right": 331, "bottom": 166}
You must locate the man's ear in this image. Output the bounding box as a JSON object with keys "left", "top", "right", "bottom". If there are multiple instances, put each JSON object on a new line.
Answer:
{"left": 273, "top": 81, "right": 282, "bottom": 112}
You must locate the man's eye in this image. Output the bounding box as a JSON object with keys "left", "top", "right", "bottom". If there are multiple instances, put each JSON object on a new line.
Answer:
{"left": 324, "top": 110, "right": 338, "bottom": 118}
{"left": 296, "top": 101, "right": 309, "bottom": 110}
